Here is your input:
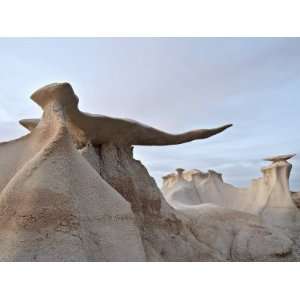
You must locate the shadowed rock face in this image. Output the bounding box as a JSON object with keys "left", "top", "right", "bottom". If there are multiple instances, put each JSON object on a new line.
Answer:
{"left": 292, "top": 192, "right": 300, "bottom": 208}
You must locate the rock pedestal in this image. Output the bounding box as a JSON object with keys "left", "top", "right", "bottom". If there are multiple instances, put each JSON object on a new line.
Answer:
{"left": 259, "top": 155, "right": 298, "bottom": 226}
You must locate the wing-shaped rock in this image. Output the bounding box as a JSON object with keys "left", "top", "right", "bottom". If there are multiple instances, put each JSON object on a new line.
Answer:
{"left": 19, "top": 82, "right": 232, "bottom": 146}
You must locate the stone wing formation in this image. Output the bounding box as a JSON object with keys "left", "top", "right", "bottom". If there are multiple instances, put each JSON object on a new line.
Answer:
{"left": 19, "top": 82, "right": 232, "bottom": 146}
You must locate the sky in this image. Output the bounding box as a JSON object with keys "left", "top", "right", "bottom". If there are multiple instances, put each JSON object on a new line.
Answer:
{"left": 0, "top": 38, "right": 299, "bottom": 190}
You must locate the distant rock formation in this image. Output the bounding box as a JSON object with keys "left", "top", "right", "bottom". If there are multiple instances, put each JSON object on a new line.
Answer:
{"left": 162, "top": 154, "right": 299, "bottom": 226}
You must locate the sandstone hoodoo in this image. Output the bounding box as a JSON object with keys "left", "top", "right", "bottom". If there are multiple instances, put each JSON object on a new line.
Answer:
{"left": 162, "top": 154, "right": 299, "bottom": 227}
{"left": 0, "top": 82, "right": 298, "bottom": 261}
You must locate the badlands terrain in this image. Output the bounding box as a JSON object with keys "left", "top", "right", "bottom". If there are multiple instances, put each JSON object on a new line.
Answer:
{"left": 0, "top": 82, "right": 299, "bottom": 261}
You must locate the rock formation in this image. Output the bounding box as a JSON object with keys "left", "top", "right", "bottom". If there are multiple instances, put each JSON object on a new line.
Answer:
{"left": 0, "top": 82, "right": 234, "bottom": 261}
{"left": 175, "top": 204, "right": 294, "bottom": 261}
{"left": 162, "top": 155, "right": 300, "bottom": 260}
{"left": 0, "top": 82, "right": 297, "bottom": 261}
{"left": 162, "top": 154, "right": 299, "bottom": 227}
{"left": 0, "top": 84, "right": 145, "bottom": 261}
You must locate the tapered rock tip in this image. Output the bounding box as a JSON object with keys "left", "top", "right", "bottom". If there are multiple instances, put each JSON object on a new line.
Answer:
{"left": 222, "top": 124, "right": 233, "bottom": 130}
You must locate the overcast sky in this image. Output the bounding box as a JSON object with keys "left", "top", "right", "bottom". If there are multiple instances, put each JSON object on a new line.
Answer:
{"left": 0, "top": 38, "right": 299, "bottom": 190}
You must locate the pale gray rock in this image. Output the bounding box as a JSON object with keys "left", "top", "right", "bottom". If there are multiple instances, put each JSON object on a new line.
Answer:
{"left": 163, "top": 156, "right": 299, "bottom": 227}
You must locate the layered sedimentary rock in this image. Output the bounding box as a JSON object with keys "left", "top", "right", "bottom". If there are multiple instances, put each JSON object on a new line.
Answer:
{"left": 162, "top": 154, "right": 299, "bottom": 226}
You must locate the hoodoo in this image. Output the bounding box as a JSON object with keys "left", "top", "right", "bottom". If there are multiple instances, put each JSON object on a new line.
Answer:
{"left": 162, "top": 154, "right": 299, "bottom": 226}
{"left": 259, "top": 154, "right": 298, "bottom": 226}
